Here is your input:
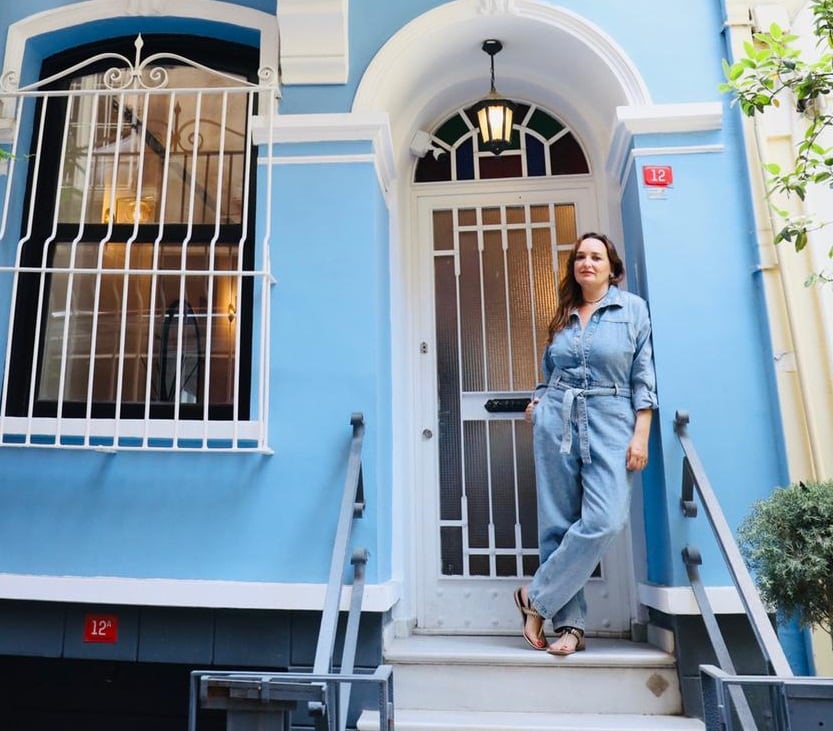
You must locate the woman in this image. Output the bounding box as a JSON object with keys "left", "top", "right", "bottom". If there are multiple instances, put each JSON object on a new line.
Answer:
{"left": 515, "top": 232, "right": 658, "bottom": 655}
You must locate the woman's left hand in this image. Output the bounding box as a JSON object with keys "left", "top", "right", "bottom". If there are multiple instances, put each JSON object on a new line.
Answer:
{"left": 626, "top": 409, "right": 652, "bottom": 471}
{"left": 626, "top": 435, "right": 649, "bottom": 472}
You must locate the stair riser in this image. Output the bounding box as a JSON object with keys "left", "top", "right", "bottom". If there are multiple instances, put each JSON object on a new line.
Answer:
{"left": 358, "top": 712, "right": 705, "bottom": 731}
{"left": 392, "top": 665, "right": 682, "bottom": 715}
{"left": 364, "top": 723, "right": 692, "bottom": 731}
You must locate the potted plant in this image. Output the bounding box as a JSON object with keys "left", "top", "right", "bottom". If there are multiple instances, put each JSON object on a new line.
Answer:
{"left": 738, "top": 479, "right": 833, "bottom": 647}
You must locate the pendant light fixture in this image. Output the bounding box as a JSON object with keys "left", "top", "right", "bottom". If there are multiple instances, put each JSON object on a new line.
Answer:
{"left": 472, "top": 39, "right": 515, "bottom": 155}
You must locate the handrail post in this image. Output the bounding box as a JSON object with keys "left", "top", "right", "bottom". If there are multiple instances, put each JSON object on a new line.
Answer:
{"left": 338, "top": 548, "right": 368, "bottom": 731}
{"left": 683, "top": 547, "right": 758, "bottom": 730}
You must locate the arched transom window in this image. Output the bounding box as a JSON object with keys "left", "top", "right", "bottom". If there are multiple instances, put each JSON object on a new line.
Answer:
{"left": 415, "top": 101, "right": 590, "bottom": 183}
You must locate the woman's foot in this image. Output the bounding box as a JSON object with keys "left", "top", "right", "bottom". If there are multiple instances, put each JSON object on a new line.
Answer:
{"left": 547, "top": 626, "right": 586, "bottom": 655}
{"left": 513, "top": 586, "right": 547, "bottom": 650}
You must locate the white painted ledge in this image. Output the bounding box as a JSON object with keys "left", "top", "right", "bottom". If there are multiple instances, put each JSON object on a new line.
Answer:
{"left": 0, "top": 573, "right": 401, "bottom": 613}
{"left": 639, "top": 582, "right": 750, "bottom": 615}
{"left": 607, "top": 101, "right": 724, "bottom": 180}
{"left": 252, "top": 111, "right": 396, "bottom": 195}
{"left": 616, "top": 102, "right": 723, "bottom": 135}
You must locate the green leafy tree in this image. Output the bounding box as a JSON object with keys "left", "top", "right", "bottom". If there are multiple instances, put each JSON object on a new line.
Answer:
{"left": 738, "top": 480, "right": 833, "bottom": 645}
{"left": 720, "top": 0, "right": 833, "bottom": 284}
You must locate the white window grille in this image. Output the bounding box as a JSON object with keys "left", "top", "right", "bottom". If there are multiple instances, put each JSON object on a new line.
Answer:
{"left": 0, "top": 36, "right": 277, "bottom": 452}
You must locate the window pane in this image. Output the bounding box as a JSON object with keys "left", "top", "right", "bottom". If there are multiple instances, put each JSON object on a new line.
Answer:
{"left": 550, "top": 134, "right": 590, "bottom": 175}
{"left": 483, "top": 229, "right": 509, "bottom": 392}
{"left": 507, "top": 228, "right": 536, "bottom": 391}
{"left": 39, "top": 242, "right": 238, "bottom": 408}
{"left": 479, "top": 153, "right": 522, "bottom": 179}
{"left": 434, "top": 255, "right": 463, "bottom": 523}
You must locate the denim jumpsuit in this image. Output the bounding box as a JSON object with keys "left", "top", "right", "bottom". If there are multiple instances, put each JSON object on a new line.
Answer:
{"left": 528, "top": 285, "right": 658, "bottom": 630}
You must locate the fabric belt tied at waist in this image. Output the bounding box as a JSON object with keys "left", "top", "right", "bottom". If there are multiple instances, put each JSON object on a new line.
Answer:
{"left": 554, "top": 379, "right": 631, "bottom": 463}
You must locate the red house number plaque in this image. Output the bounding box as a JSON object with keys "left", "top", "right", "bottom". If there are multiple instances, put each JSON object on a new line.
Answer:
{"left": 643, "top": 165, "right": 673, "bottom": 187}
{"left": 84, "top": 613, "right": 119, "bottom": 643}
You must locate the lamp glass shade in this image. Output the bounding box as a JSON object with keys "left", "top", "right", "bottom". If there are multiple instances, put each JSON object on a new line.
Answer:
{"left": 474, "top": 92, "right": 515, "bottom": 155}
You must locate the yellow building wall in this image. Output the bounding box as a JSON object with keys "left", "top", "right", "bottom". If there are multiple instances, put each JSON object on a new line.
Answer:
{"left": 728, "top": 0, "right": 833, "bottom": 674}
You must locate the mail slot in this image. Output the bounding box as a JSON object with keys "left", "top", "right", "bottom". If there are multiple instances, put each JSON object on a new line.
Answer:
{"left": 484, "top": 398, "right": 531, "bottom": 413}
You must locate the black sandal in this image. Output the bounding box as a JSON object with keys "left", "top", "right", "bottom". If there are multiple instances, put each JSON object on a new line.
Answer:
{"left": 513, "top": 587, "right": 547, "bottom": 650}
{"left": 547, "top": 626, "right": 586, "bottom": 655}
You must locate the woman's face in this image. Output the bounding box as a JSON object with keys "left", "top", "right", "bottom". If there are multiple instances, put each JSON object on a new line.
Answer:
{"left": 573, "top": 237, "right": 612, "bottom": 290}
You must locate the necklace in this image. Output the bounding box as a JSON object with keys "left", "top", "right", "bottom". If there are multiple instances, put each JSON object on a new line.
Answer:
{"left": 583, "top": 289, "right": 608, "bottom": 305}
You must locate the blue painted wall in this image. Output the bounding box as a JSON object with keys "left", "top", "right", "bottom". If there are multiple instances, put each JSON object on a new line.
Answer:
{"left": 621, "top": 165, "right": 675, "bottom": 586}
{"left": 0, "top": 1, "right": 394, "bottom": 585}
{"left": 0, "top": 1, "right": 734, "bottom": 111}
{"left": 0, "top": 140, "right": 392, "bottom": 583}
{"left": 628, "top": 120, "right": 789, "bottom": 586}
{"left": 0, "top": 0, "right": 787, "bottom": 598}
{"left": 282, "top": 0, "right": 729, "bottom": 114}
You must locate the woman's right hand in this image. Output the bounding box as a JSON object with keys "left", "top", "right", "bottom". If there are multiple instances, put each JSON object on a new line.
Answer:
{"left": 524, "top": 398, "right": 540, "bottom": 423}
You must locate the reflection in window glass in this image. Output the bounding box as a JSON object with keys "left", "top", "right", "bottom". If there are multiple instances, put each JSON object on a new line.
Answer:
{"left": 59, "top": 67, "right": 248, "bottom": 226}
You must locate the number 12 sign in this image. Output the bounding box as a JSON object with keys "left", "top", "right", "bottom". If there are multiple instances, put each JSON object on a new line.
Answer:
{"left": 642, "top": 165, "right": 673, "bottom": 187}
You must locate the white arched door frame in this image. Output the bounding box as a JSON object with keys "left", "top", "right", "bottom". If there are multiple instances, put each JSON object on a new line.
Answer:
{"left": 351, "top": 0, "right": 655, "bottom": 635}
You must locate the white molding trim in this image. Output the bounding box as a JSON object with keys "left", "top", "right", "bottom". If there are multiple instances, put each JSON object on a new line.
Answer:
{"left": 0, "top": 573, "right": 401, "bottom": 612}
{"left": 1, "top": 0, "right": 279, "bottom": 90}
{"left": 639, "top": 582, "right": 748, "bottom": 615}
{"left": 263, "top": 154, "right": 377, "bottom": 166}
{"left": 608, "top": 102, "right": 724, "bottom": 181}
{"left": 632, "top": 144, "right": 725, "bottom": 157}
{"left": 353, "top": 0, "right": 651, "bottom": 115}
{"left": 253, "top": 112, "right": 396, "bottom": 197}
{"left": 512, "top": 0, "right": 651, "bottom": 106}
{"left": 277, "top": 0, "right": 348, "bottom": 85}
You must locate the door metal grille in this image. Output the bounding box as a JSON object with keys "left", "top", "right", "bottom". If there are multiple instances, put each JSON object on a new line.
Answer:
{"left": 433, "top": 203, "right": 576, "bottom": 578}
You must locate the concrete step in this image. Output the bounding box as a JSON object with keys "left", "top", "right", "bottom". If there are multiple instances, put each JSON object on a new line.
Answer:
{"left": 358, "top": 709, "right": 705, "bottom": 731}
{"left": 382, "top": 634, "right": 684, "bottom": 716}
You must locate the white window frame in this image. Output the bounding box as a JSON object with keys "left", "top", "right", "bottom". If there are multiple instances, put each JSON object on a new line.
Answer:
{"left": 0, "top": 35, "right": 278, "bottom": 453}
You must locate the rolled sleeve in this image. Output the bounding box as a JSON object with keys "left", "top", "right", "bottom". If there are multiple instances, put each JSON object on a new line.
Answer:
{"left": 630, "top": 300, "right": 659, "bottom": 411}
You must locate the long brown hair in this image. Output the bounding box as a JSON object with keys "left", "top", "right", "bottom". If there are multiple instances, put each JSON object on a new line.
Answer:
{"left": 546, "top": 232, "right": 625, "bottom": 342}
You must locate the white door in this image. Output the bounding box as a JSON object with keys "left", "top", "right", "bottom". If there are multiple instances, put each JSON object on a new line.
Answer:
{"left": 415, "top": 187, "right": 634, "bottom": 636}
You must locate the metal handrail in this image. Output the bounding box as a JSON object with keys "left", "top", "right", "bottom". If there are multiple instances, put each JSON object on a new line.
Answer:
{"left": 313, "top": 411, "right": 367, "bottom": 675}
{"left": 188, "top": 667, "right": 393, "bottom": 731}
{"left": 699, "top": 665, "right": 833, "bottom": 731}
{"left": 674, "top": 410, "right": 799, "bottom": 730}
{"left": 189, "top": 413, "right": 387, "bottom": 731}
{"left": 313, "top": 411, "right": 369, "bottom": 731}
{"left": 674, "top": 410, "right": 792, "bottom": 678}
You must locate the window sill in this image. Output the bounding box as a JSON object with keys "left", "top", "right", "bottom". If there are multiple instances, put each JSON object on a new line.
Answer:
{"left": 0, "top": 416, "right": 270, "bottom": 453}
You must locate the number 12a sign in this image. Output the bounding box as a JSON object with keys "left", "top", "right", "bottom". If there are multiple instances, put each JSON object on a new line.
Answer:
{"left": 84, "top": 613, "right": 119, "bottom": 643}
{"left": 642, "top": 165, "right": 673, "bottom": 187}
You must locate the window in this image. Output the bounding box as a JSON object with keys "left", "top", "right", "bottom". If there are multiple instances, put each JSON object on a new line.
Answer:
{"left": 0, "top": 35, "right": 270, "bottom": 450}
{"left": 415, "top": 102, "right": 589, "bottom": 183}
